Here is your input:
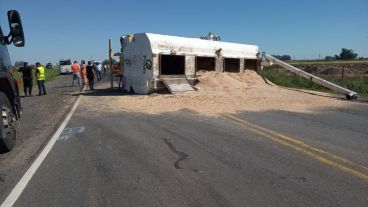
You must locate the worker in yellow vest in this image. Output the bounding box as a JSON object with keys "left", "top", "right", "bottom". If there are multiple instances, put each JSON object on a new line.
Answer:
{"left": 35, "top": 62, "right": 46, "bottom": 96}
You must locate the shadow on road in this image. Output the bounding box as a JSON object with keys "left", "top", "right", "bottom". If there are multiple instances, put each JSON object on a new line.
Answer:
{"left": 81, "top": 87, "right": 130, "bottom": 97}
{"left": 80, "top": 87, "right": 173, "bottom": 97}
{"left": 280, "top": 87, "right": 349, "bottom": 101}
{"left": 283, "top": 87, "right": 368, "bottom": 103}
{"left": 53, "top": 85, "right": 75, "bottom": 89}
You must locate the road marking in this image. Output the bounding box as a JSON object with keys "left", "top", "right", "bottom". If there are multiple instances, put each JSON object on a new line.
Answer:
{"left": 222, "top": 113, "right": 368, "bottom": 181}
{"left": 58, "top": 127, "right": 85, "bottom": 141}
{"left": 1, "top": 90, "right": 84, "bottom": 207}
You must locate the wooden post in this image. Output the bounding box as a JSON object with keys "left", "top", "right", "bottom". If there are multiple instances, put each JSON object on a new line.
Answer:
{"left": 316, "top": 65, "right": 319, "bottom": 76}
{"left": 341, "top": 65, "right": 345, "bottom": 86}
{"left": 109, "top": 39, "right": 113, "bottom": 89}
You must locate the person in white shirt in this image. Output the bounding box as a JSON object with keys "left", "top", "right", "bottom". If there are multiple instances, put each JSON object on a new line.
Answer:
{"left": 94, "top": 60, "right": 103, "bottom": 81}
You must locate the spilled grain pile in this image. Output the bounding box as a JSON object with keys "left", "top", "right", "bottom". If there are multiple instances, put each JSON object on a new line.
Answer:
{"left": 196, "top": 70, "right": 267, "bottom": 91}
{"left": 80, "top": 70, "right": 354, "bottom": 116}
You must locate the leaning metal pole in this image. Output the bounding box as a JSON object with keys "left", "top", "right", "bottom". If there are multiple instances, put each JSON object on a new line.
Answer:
{"left": 261, "top": 52, "right": 358, "bottom": 100}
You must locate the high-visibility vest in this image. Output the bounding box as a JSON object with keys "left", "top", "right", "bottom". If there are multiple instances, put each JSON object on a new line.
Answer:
{"left": 36, "top": 66, "right": 45, "bottom": 80}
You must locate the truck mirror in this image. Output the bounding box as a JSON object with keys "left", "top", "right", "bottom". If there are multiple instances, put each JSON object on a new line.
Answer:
{"left": 7, "top": 10, "right": 25, "bottom": 47}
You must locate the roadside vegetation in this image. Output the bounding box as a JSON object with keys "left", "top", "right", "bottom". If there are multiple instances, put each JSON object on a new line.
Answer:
{"left": 261, "top": 63, "right": 368, "bottom": 98}
{"left": 267, "top": 48, "right": 368, "bottom": 98}
{"left": 44, "top": 67, "right": 61, "bottom": 82}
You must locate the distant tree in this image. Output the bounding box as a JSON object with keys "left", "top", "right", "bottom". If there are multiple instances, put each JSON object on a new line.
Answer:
{"left": 273, "top": 55, "right": 281, "bottom": 60}
{"left": 14, "top": 61, "right": 24, "bottom": 67}
{"left": 324, "top": 56, "right": 334, "bottom": 61}
{"left": 338, "top": 48, "right": 358, "bottom": 60}
{"left": 273, "top": 54, "right": 291, "bottom": 61}
{"left": 282, "top": 55, "right": 291, "bottom": 61}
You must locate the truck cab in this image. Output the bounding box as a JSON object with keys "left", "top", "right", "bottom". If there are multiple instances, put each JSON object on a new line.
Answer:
{"left": 0, "top": 10, "right": 25, "bottom": 153}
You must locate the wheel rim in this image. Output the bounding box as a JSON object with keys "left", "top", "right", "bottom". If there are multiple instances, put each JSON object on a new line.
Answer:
{"left": 2, "top": 105, "right": 16, "bottom": 144}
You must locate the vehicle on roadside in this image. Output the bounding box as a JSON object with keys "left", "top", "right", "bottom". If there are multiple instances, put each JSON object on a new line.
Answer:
{"left": 0, "top": 10, "right": 25, "bottom": 153}
{"left": 58, "top": 59, "right": 72, "bottom": 74}
{"left": 46, "top": 62, "right": 53, "bottom": 69}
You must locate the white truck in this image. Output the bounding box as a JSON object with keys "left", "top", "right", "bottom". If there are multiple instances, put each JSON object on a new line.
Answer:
{"left": 58, "top": 59, "right": 72, "bottom": 74}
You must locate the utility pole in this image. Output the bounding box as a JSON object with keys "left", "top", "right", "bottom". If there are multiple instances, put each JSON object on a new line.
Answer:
{"left": 109, "top": 39, "right": 113, "bottom": 89}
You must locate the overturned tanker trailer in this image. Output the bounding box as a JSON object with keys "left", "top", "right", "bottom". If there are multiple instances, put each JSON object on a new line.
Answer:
{"left": 119, "top": 33, "right": 259, "bottom": 94}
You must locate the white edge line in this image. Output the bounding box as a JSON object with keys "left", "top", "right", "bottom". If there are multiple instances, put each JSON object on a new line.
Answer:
{"left": 1, "top": 89, "right": 84, "bottom": 207}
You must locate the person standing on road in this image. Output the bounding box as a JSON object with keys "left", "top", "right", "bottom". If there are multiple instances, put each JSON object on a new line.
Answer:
{"left": 17, "top": 62, "right": 33, "bottom": 97}
{"left": 86, "top": 61, "right": 96, "bottom": 90}
{"left": 94, "top": 61, "right": 102, "bottom": 82}
{"left": 80, "top": 60, "right": 87, "bottom": 85}
{"left": 113, "top": 62, "right": 123, "bottom": 89}
{"left": 35, "top": 62, "right": 46, "bottom": 96}
{"left": 71, "top": 61, "right": 81, "bottom": 86}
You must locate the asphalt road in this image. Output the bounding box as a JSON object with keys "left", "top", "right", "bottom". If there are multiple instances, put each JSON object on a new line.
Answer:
{"left": 4, "top": 81, "right": 367, "bottom": 206}
{"left": 0, "top": 74, "right": 81, "bottom": 203}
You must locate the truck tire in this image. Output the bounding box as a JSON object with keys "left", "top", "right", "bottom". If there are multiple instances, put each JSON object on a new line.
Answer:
{"left": 0, "top": 92, "right": 16, "bottom": 153}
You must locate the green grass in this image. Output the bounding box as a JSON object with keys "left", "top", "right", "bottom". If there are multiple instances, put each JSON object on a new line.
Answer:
{"left": 261, "top": 67, "right": 368, "bottom": 97}
{"left": 44, "top": 68, "right": 60, "bottom": 82}
{"left": 13, "top": 68, "right": 60, "bottom": 95}
{"left": 342, "top": 78, "right": 368, "bottom": 97}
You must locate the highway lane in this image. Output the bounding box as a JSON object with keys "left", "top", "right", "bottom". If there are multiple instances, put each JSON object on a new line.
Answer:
{"left": 0, "top": 74, "right": 81, "bottom": 204}
{"left": 231, "top": 108, "right": 368, "bottom": 167}
{"left": 8, "top": 89, "right": 368, "bottom": 207}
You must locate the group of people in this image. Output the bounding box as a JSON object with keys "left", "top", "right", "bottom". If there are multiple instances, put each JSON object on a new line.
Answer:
{"left": 16, "top": 59, "right": 104, "bottom": 97}
{"left": 17, "top": 60, "right": 109, "bottom": 97}
{"left": 71, "top": 60, "right": 103, "bottom": 90}
{"left": 17, "top": 62, "right": 46, "bottom": 97}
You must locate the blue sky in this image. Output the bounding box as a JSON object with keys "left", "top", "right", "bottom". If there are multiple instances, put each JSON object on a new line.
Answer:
{"left": 0, "top": 0, "right": 367, "bottom": 64}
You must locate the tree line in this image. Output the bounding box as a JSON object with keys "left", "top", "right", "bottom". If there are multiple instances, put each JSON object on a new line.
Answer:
{"left": 273, "top": 48, "right": 365, "bottom": 62}
{"left": 324, "top": 48, "right": 360, "bottom": 61}
{"left": 272, "top": 54, "right": 291, "bottom": 61}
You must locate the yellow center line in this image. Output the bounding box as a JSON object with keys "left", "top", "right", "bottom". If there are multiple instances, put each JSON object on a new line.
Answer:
{"left": 222, "top": 113, "right": 368, "bottom": 181}
{"left": 222, "top": 113, "right": 368, "bottom": 171}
